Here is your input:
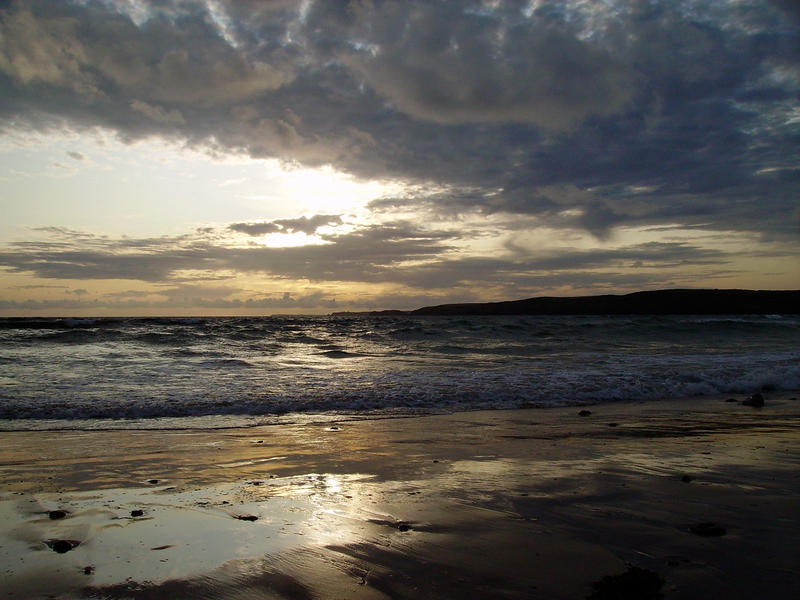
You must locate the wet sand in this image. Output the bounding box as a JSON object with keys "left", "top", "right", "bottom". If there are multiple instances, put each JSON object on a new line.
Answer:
{"left": 1, "top": 393, "right": 798, "bottom": 599}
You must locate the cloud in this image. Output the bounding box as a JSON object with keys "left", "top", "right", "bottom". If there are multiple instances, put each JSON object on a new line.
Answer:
{"left": 0, "top": 0, "right": 796, "bottom": 246}
{"left": 130, "top": 99, "right": 185, "bottom": 126}
{"left": 66, "top": 150, "right": 83, "bottom": 160}
{"left": 230, "top": 214, "right": 343, "bottom": 236}
{"left": 228, "top": 222, "right": 281, "bottom": 236}
{"left": 0, "top": 222, "right": 741, "bottom": 298}
{"left": 333, "top": 3, "right": 634, "bottom": 129}
{"left": 0, "top": 222, "right": 452, "bottom": 283}
{"left": 0, "top": 288, "right": 340, "bottom": 312}
{"left": 274, "top": 214, "right": 343, "bottom": 235}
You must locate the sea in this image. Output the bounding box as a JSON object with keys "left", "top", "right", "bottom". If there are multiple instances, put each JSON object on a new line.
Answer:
{"left": 0, "top": 314, "right": 798, "bottom": 430}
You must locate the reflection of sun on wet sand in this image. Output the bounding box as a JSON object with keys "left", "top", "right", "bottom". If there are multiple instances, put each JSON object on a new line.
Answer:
{"left": 1, "top": 394, "right": 799, "bottom": 599}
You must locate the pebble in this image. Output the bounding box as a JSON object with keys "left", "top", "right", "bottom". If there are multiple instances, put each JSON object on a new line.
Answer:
{"left": 589, "top": 566, "right": 663, "bottom": 600}
{"left": 47, "top": 539, "right": 80, "bottom": 553}
{"left": 689, "top": 522, "right": 726, "bottom": 537}
{"left": 742, "top": 393, "right": 764, "bottom": 407}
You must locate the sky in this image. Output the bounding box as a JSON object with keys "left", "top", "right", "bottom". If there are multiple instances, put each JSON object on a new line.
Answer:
{"left": 0, "top": 0, "right": 798, "bottom": 316}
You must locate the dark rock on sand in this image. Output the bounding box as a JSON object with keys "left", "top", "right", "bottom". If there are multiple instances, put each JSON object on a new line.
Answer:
{"left": 130, "top": 509, "right": 144, "bottom": 517}
{"left": 681, "top": 475, "right": 693, "bottom": 483}
{"left": 607, "top": 422, "right": 618, "bottom": 427}
{"left": 689, "top": 522, "right": 727, "bottom": 537}
{"left": 742, "top": 393, "right": 764, "bottom": 407}
{"left": 579, "top": 410, "right": 592, "bottom": 416}
{"left": 83, "top": 566, "right": 95, "bottom": 575}
{"left": 49, "top": 510, "right": 68, "bottom": 520}
{"left": 588, "top": 565, "right": 664, "bottom": 600}
{"left": 234, "top": 514, "right": 259, "bottom": 521}
{"left": 725, "top": 398, "right": 738, "bottom": 403}
{"left": 147, "top": 479, "right": 160, "bottom": 484}
{"left": 368, "top": 518, "right": 413, "bottom": 531}
{"left": 46, "top": 539, "right": 81, "bottom": 553}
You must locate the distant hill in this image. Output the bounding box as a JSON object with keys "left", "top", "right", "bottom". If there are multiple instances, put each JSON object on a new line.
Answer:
{"left": 332, "top": 289, "right": 800, "bottom": 317}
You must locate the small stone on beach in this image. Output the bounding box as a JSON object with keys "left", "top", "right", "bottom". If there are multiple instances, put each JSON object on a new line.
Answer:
{"left": 148, "top": 479, "right": 159, "bottom": 484}
{"left": 49, "top": 510, "right": 68, "bottom": 520}
{"left": 83, "top": 566, "right": 94, "bottom": 575}
{"left": 131, "top": 509, "right": 144, "bottom": 517}
{"left": 689, "top": 522, "right": 726, "bottom": 537}
{"left": 607, "top": 422, "right": 618, "bottom": 427}
{"left": 46, "top": 539, "right": 80, "bottom": 553}
{"left": 588, "top": 566, "right": 664, "bottom": 600}
{"left": 234, "top": 514, "right": 259, "bottom": 521}
{"left": 742, "top": 393, "right": 764, "bottom": 407}
{"left": 579, "top": 410, "right": 592, "bottom": 416}
{"left": 681, "top": 475, "right": 693, "bottom": 483}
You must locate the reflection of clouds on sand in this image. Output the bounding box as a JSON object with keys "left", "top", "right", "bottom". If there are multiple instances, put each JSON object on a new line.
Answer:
{"left": 0, "top": 477, "right": 377, "bottom": 596}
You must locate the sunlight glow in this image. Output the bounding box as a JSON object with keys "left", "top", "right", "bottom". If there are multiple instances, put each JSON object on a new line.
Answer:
{"left": 259, "top": 231, "right": 327, "bottom": 248}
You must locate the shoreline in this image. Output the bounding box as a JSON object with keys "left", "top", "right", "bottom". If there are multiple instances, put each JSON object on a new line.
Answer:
{"left": 2, "top": 389, "right": 798, "bottom": 432}
{"left": 1, "top": 392, "right": 798, "bottom": 598}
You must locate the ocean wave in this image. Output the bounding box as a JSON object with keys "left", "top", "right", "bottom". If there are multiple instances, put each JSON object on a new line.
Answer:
{"left": 36, "top": 329, "right": 126, "bottom": 344}
{"left": 2, "top": 314, "right": 798, "bottom": 428}
{"left": 1, "top": 358, "right": 797, "bottom": 424}
{"left": 198, "top": 358, "right": 255, "bottom": 368}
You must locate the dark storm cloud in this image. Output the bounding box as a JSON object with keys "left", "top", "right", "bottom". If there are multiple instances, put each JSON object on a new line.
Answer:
{"left": 311, "top": 0, "right": 634, "bottom": 129}
{"left": 0, "top": 0, "right": 797, "bottom": 240}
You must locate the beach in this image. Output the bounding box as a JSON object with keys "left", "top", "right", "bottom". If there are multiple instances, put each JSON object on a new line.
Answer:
{"left": 1, "top": 393, "right": 798, "bottom": 599}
